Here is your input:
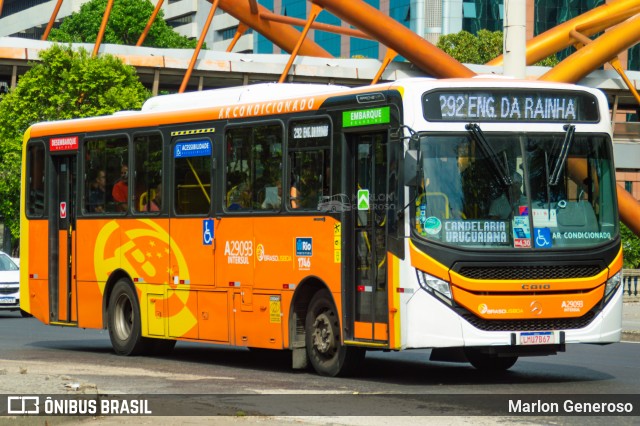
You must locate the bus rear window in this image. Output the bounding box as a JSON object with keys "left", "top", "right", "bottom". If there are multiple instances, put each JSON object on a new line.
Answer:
{"left": 26, "top": 142, "right": 46, "bottom": 217}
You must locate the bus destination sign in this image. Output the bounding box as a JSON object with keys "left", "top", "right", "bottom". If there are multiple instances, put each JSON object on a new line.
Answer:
{"left": 422, "top": 89, "right": 598, "bottom": 123}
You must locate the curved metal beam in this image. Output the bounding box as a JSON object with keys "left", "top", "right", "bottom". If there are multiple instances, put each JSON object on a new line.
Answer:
{"left": 310, "top": 0, "right": 475, "bottom": 78}
{"left": 487, "top": 0, "right": 640, "bottom": 66}
{"left": 214, "top": 0, "right": 332, "bottom": 58}
{"left": 539, "top": 14, "right": 640, "bottom": 83}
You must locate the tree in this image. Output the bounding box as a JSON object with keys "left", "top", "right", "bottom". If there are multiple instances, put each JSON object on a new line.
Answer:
{"left": 49, "top": 0, "right": 199, "bottom": 49}
{"left": 437, "top": 30, "right": 559, "bottom": 66}
{"left": 621, "top": 222, "right": 640, "bottom": 269}
{"left": 0, "top": 44, "right": 150, "bottom": 245}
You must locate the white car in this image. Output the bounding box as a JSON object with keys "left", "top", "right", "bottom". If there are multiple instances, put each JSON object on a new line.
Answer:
{"left": 0, "top": 251, "right": 21, "bottom": 314}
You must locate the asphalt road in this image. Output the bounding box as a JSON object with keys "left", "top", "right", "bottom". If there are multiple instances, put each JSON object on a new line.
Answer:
{"left": 1, "top": 310, "right": 639, "bottom": 425}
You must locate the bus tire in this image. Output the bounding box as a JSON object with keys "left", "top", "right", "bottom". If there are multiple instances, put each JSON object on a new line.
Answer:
{"left": 464, "top": 348, "right": 518, "bottom": 371}
{"left": 108, "top": 279, "right": 151, "bottom": 356}
{"left": 305, "top": 289, "right": 364, "bottom": 376}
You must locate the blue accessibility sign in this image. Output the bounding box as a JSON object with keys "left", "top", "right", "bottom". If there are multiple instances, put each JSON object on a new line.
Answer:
{"left": 534, "top": 228, "right": 552, "bottom": 248}
{"left": 203, "top": 219, "right": 214, "bottom": 245}
{"left": 175, "top": 140, "right": 212, "bottom": 158}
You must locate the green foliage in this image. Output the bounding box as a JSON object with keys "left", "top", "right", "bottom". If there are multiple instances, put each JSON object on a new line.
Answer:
{"left": 437, "top": 30, "right": 484, "bottom": 64}
{"left": 534, "top": 55, "right": 560, "bottom": 67}
{"left": 49, "top": 0, "right": 199, "bottom": 49}
{"left": 437, "top": 30, "right": 559, "bottom": 66}
{"left": 0, "top": 44, "right": 150, "bottom": 243}
{"left": 621, "top": 222, "right": 640, "bottom": 269}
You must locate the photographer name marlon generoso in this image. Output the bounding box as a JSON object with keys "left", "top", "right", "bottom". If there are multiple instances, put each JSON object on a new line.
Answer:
{"left": 508, "top": 399, "right": 634, "bottom": 414}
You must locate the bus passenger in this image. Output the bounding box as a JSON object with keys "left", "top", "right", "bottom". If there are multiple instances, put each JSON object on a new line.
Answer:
{"left": 112, "top": 164, "right": 128, "bottom": 211}
{"left": 290, "top": 186, "right": 299, "bottom": 209}
{"left": 87, "top": 169, "right": 106, "bottom": 213}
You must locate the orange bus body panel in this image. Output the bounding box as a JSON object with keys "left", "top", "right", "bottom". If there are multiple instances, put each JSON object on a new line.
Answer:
{"left": 450, "top": 268, "right": 609, "bottom": 293}
{"left": 67, "top": 213, "right": 342, "bottom": 348}
{"left": 453, "top": 285, "right": 605, "bottom": 320}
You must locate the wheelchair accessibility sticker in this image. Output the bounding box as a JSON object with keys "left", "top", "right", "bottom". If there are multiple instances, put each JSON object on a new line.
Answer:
{"left": 203, "top": 219, "right": 214, "bottom": 245}
{"left": 534, "top": 228, "right": 552, "bottom": 248}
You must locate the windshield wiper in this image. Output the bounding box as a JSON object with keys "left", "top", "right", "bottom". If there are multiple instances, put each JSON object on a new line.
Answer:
{"left": 548, "top": 124, "right": 575, "bottom": 186}
{"left": 465, "top": 123, "right": 512, "bottom": 186}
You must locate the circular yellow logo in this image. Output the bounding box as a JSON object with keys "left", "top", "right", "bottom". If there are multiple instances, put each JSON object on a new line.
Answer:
{"left": 256, "top": 243, "right": 264, "bottom": 262}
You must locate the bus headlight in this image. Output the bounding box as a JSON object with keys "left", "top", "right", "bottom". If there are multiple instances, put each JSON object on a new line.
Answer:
{"left": 604, "top": 271, "right": 622, "bottom": 303}
{"left": 416, "top": 270, "right": 452, "bottom": 302}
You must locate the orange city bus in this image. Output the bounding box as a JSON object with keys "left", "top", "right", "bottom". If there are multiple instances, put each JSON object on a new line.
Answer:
{"left": 20, "top": 78, "right": 623, "bottom": 375}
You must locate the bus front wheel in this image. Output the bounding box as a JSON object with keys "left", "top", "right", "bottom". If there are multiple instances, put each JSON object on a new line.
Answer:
{"left": 305, "top": 290, "right": 364, "bottom": 376}
{"left": 108, "top": 279, "right": 151, "bottom": 355}
{"left": 464, "top": 348, "right": 518, "bottom": 371}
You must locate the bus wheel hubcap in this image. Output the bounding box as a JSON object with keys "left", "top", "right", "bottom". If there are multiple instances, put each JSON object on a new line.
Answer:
{"left": 114, "top": 295, "right": 133, "bottom": 340}
{"left": 312, "top": 312, "right": 335, "bottom": 356}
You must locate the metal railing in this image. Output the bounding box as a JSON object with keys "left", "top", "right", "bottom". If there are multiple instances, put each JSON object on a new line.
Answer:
{"left": 623, "top": 269, "right": 640, "bottom": 298}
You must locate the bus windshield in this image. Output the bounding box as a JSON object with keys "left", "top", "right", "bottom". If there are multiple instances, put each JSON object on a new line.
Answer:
{"left": 413, "top": 130, "right": 618, "bottom": 249}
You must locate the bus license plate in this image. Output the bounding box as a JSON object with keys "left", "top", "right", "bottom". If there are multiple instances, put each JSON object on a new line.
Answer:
{"left": 0, "top": 297, "right": 16, "bottom": 304}
{"left": 519, "top": 331, "right": 554, "bottom": 345}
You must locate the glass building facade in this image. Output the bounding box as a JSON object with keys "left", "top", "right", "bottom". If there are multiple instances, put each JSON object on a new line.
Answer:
{"left": 255, "top": 0, "right": 410, "bottom": 59}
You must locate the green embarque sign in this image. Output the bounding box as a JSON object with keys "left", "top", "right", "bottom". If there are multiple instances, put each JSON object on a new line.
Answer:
{"left": 343, "top": 106, "right": 390, "bottom": 127}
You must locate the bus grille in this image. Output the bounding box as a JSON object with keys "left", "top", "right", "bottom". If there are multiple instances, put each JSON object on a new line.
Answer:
{"left": 457, "top": 265, "right": 602, "bottom": 281}
{"left": 461, "top": 309, "right": 597, "bottom": 332}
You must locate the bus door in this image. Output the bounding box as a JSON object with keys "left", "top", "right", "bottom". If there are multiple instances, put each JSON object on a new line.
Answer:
{"left": 49, "top": 154, "right": 78, "bottom": 324}
{"left": 168, "top": 135, "right": 217, "bottom": 340}
{"left": 345, "top": 131, "right": 389, "bottom": 343}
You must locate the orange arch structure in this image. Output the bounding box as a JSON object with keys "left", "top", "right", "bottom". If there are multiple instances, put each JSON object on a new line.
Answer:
{"left": 215, "top": 0, "right": 332, "bottom": 58}
{"left": 487, "top": 0, "right": 640, "bottom": 67}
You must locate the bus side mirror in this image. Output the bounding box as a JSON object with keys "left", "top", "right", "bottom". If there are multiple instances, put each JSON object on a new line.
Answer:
{"left": 404, "top": 149, "right": 418, "bottom": 187}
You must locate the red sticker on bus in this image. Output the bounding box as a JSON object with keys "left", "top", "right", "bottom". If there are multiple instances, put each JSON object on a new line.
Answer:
{"left": 50, "top": 136, "right": 79, "bottom": 151}
{"left": 60, "top": 201, "right": 67, "bottom": 219}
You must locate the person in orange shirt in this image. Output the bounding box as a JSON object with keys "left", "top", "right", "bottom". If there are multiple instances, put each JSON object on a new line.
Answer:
{"left": 112, "top": 164, "right": 128, "bottom": 210}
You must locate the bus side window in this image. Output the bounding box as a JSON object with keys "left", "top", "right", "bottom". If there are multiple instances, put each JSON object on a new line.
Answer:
{"left": 134, "top": 134, "right": 163, "bottom": 213}
{"left": 83, "top": 136, "right": 128, "bottom": 215}
{"left": 287, "top": 119, "right": 331, "bottom": 211}
{"left": 173, "top": 137, "right": 212, "bottom": 215}
{"left": 26, "top": 143, "right": 46, "bottom": 217}
{"left": 225, "top": 124, "right": 282, "bottom": 211}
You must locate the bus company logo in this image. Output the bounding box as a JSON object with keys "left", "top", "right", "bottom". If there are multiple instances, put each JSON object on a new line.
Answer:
{"left": 256, "top": 243, "right": 264, "bottom": 262}
{"left": 478, "top": 303, "right": 523, "bottom": 315}
{"left": 530, "top": 300, "right": 543, "bottom": 315}
{"left": 561, "top": 300, "right": 583, "bottom": 313}
{"left": 95, "top": 219, "right": 189, "bottom": 288}
{"left": 256, "top": 244, "right": 279, "bottom": 262}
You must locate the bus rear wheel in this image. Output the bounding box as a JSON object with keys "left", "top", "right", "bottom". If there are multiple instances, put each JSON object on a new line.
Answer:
{"left": 305, "top": 290, "right": 364, "bottom": 376}
{"left": 108, "top": 279, "right": 152, "bottom": 355}
{"left": 464, "top": 348, "right": 518, "bottom": 371}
